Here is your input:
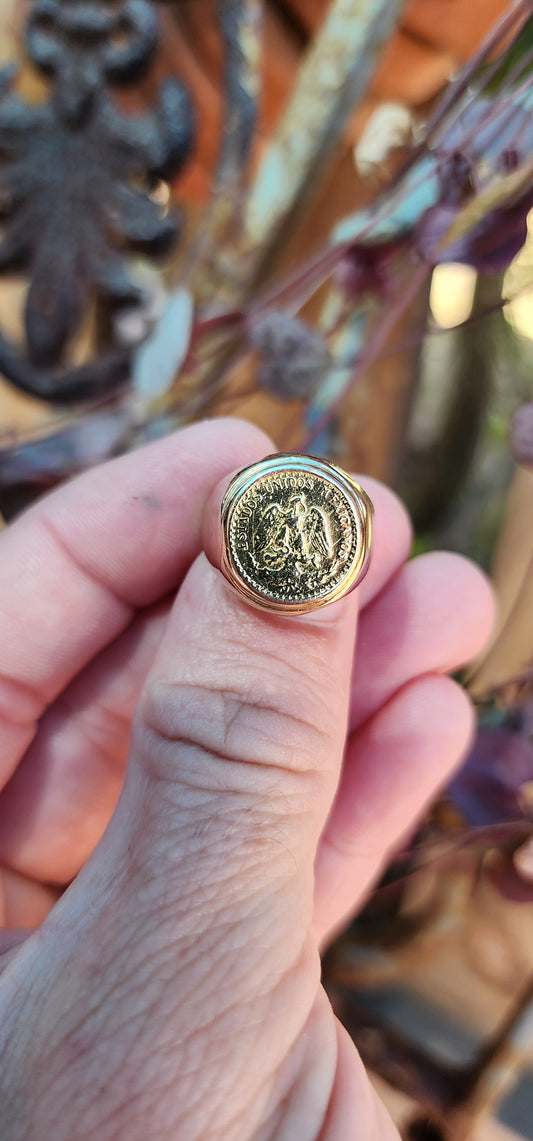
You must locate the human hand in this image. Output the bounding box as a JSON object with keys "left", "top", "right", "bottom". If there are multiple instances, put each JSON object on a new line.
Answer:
{"left": 0, "top": 419, "right": 493, "bottom": 1140}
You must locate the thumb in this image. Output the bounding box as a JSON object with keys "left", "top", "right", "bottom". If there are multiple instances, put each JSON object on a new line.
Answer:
{"left": 0, "top": 507, "right": 361, "bottom": 1140}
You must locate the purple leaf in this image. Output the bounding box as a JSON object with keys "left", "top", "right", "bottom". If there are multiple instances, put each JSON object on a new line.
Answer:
{"left": 448, "top": 728, "right": 533, "bottom": 826}
{"left": 510, "top": 402, "right": 533, "bottom": 466}
{"left": 487, "top": 848, "right": 533, "bottom": 903}
{"left": 442, "top": 95, "right": 533, "bottom": 175}
{"left": 335, "top": 241, "right": 404, "bottom": 301}
{"left": 416, "top": 192, "right": 533, "bottom": 275}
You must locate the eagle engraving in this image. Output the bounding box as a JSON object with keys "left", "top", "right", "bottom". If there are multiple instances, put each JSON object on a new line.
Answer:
{"left": 256, "top": 493, "right": 335, "bottom": 573}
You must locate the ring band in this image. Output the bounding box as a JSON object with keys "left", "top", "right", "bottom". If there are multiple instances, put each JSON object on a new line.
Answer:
{"left": 210, "top": 453, "right": 373, "bottom": 615}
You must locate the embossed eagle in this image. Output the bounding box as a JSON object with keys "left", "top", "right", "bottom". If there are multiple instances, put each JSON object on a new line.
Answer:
{"left": 258, "top": 493, "right": 335, "bottom": 572}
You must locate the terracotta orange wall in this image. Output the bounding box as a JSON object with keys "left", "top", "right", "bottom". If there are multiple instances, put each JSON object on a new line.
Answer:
{"left": 165, "top": 0, "right": 512, "bottom": 203}
{"left": 288, "top": 0, "right": 509, "bottom": 60}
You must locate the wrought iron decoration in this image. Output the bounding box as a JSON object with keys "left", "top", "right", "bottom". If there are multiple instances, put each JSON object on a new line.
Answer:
{"left": 0, "top": 0, "right": 194, "bottom": 402}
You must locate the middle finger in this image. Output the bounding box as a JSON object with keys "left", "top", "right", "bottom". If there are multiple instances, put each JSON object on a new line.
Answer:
{"left": 349, "top": 551, "right": 495, "bottom": 733}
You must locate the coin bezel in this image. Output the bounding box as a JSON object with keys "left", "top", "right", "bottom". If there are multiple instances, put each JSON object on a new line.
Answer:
{"left": 218, "top": 454, "right": 373, "bottom": 614}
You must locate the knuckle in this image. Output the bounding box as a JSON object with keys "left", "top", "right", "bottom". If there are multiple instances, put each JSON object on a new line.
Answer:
{"left": 129, "top": 677, "right": 326, "bottom": 876}
{"left": 137, "top": 674, "right": 331, "bottom": 777}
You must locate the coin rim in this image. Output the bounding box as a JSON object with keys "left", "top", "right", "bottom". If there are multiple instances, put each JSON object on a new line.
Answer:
{"left": 219, "top": 454, "right": 373, "bottom": 614}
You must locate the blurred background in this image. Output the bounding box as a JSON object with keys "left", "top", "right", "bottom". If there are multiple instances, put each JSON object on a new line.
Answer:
{"left": 3, "top": 1, "right": 533, "bottom": 1136}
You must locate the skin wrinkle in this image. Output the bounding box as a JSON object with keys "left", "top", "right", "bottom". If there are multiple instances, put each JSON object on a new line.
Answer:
{"left": 318, "top": 822, "right": 378, "bottom": 867}
{"left": 3, "top": 766, "right": 321, "bottom": 1130}
{"left": 175, "top": 568, "right": 345, "bottom": 681}
{"left": 143, "top": 904, "right": 272, "bottom": 997}
{"left": 0, "top": 671, "right": 46, "bottom": 729}
{"left": 159, "top": 779, "right": 304, "bottom": 846}
{"left": 40, "top": 513, "right": 135, "bottom": 618}
{"left": 21, "top": 964, "right": 177, "bottom": 1127}
{"left": 59, "top": 684, "right": 135, "bottom": 746}
{"left": 45, "top": 693, "right": 132, "bottom": 787}
{"left": 129, "top": 760, "right": 313, "bottom": 862}
{"left": 28, "top": 894, "right": 319, "bottom": 1141}
{"left": 169, "top": 642, "right": 341, "bottom": 733}
{"left": 138, "top": 729, "right": 321, "bottom": 802}
{"left": 140, "top": 679, "right": 334, "bottom": 778}
{"left": 175, "top": 941, "right": 311, "bottom": 1083}
{"left": 159, "top": 938, "right": 322, "bottom": 1141}
{"left": 0, "top": 522, "right": 453, "bottom": 894}
{"left": 185, "top": 672, "right": 335, "bottom": 743}
{"left": 133, "top": 734, "right": 321, "bottom": 828}
{"left": 0, "top": 614, "right": 171, "bottom": 886}
{"left": 0, "top": 986, "right": 63, "bottom": 1134}
{"left": 27, "top": 1052, "right": 142, "bottom": 1141}
{"left": 195, "top": 1066, "right": 285, "bottom": 1141}
{"left": 319, "top": 1030, "right": 381, "bottom": 1141}
{"left": 129, "top": 734, "right": 325, "bottom": 880}
{"left": 130, "top": 864, "right": 297, "bottom": 980}
{"left": 70, "top": 1095, "right": 148, "bottom": 1141}
{"left": 248, "top": 988, "right": 342, "bottom": 1141}
{"left": 125, "top": 843, "right": 309, "bottom": 959}
{"left": 157, "top": 847, "right": 308, "bottom": 995}
{"left": 40, "top": 475, "right": 192, "bottom": 605}
{"left": 114, "top": 777, "right": 312, "bottom": 956}
{"left": 184, "top": 811, "right": 306, "bottom": 884}
{"left": 190, "top": 613, "right": 344, "bottom": 703}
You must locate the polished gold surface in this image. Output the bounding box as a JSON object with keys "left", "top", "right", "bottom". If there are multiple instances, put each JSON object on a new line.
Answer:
{"left": 218, "top": 454, "right": 373, "bottom": 614}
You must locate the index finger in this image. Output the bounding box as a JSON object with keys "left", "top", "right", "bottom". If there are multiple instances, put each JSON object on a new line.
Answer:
{"left": 0, "top": 417, "right": 272, "bottom": 784}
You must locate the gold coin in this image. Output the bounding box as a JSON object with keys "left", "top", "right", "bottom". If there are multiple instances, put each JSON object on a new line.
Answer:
{"left": 219, "top": 455, "right": 373, "bottom": 614}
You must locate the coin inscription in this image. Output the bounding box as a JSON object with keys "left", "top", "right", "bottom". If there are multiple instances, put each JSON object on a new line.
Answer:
{"left": 229, "top": 470, "right": 358, "bottom": 603}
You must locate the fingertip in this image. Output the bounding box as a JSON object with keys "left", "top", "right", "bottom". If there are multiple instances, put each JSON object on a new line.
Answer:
{"left": 195, "top": 416, "right": 275, "bottom": 460}
{"left": 352, "top": 671, "right": 476, "bottom": 844}
{"left": 315, "top": 672, "right": 476, "bottom": 941}
{"left": 397, "top": 672, "right": 476, "bottom": 764}
{"left": 413, "top": 551, "right": 497, "bottom": 667}
{"left": 353, "top": 672, "right": 476, "bottom": 806}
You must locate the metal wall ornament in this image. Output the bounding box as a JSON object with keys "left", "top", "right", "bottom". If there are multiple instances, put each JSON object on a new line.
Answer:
{"left": 0, "top": 0, "right": 195, "bottom": 402}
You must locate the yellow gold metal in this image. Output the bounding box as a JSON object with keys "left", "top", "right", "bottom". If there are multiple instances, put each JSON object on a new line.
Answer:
{"left": 217, "top": 453, "right": 373, "bottom": 615}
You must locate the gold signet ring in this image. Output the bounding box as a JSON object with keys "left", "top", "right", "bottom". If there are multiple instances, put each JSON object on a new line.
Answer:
{"left": 205, "top": 454, "right": 373, "bottom": 615}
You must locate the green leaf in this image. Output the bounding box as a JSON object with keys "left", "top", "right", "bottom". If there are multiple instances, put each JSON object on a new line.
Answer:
{"left": 484, "top": 15, "right": 533, "bottom": 93}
